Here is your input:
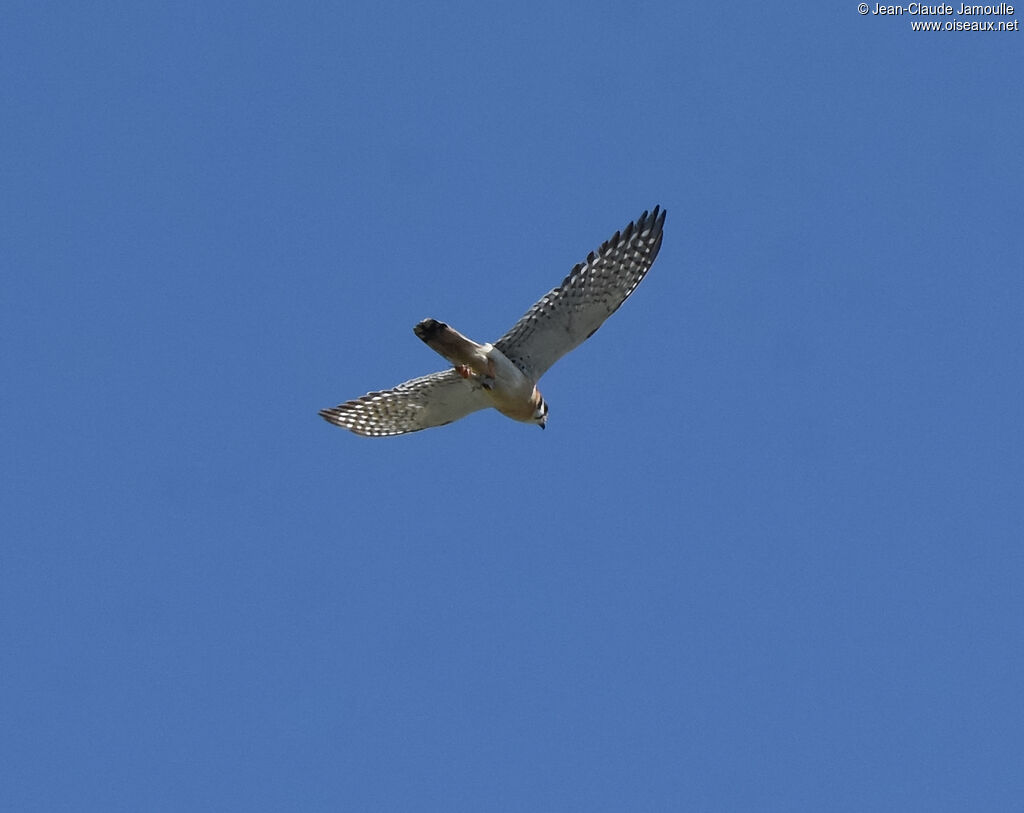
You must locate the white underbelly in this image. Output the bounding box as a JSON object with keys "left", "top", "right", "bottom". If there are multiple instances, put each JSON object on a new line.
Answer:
{"left": 482, "top": 345, "right": 537, "bottom": 422}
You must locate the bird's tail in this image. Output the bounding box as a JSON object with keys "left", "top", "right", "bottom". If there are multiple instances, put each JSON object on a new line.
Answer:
{"left": 414, "top": 319, "right": 488, "bottom": 373}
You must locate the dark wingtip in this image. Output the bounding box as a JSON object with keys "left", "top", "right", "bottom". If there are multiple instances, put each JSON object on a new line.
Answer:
{"left": 644, "top": 205, "right": 666, "bottom": 228}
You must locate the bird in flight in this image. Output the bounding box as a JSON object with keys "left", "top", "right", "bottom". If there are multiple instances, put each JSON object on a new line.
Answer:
{"left": 319, "top": 206, "right": 666, "bottom": 436}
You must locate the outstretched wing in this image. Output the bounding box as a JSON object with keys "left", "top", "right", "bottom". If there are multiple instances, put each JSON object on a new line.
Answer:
{"left": 494, "top": 206, "right": 666, "bottom": 380}
{"left": 319, "top": 369, "right": 491, "bottom": 437}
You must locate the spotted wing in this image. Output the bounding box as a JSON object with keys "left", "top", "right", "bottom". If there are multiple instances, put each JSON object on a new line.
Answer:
{"left": 494, "top": 206, "right": 666, "bottom": 380}
{"left": 319, "top": 369, "right": 491, "bottom": 437}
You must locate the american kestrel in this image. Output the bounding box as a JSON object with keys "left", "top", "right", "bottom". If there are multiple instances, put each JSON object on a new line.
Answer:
{"left": 319, "top": 206, "right": 666, "bottom": 437}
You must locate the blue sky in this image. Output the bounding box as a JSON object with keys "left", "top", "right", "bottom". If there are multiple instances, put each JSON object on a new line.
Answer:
{"left": 3, "top": 2, "right": 1022, "bottom": 810}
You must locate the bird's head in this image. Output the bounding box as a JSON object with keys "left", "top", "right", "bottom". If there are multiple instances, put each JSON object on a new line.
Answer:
{"left": 532, "top": 389, "right": 548, "bottom": 430}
